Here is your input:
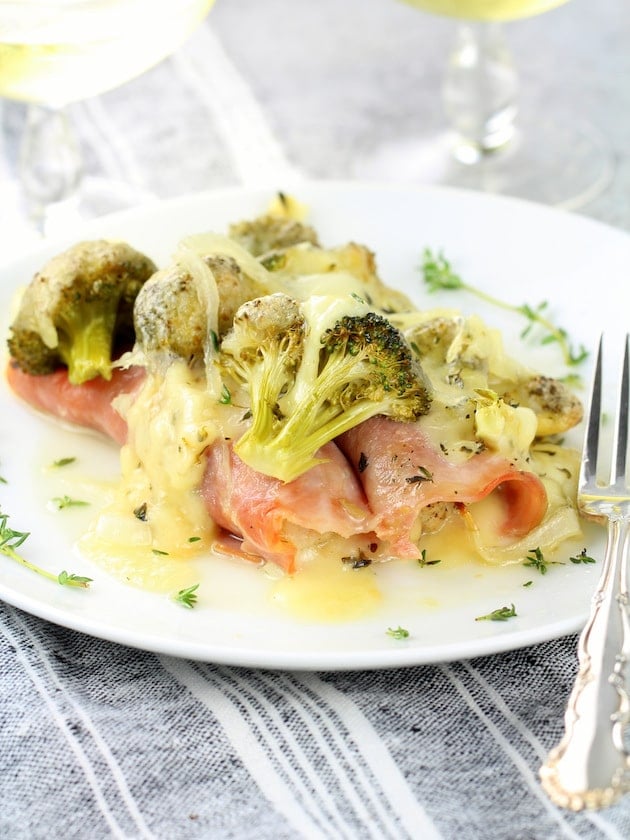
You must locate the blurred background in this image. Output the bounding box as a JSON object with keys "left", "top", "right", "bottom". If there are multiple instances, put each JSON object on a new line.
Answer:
{"left": 1, "top": 0, "right": 628, "bottom": 253}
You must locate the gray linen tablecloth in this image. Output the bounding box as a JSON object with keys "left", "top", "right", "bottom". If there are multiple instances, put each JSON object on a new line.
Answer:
{"left": 2, "top": 1, "right": 630, "bottom": 837}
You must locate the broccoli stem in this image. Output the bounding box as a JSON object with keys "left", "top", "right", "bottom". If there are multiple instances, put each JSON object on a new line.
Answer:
{"left": 58, "top": 312, "right": 117, "bottom": 385}
{"left": 235, "top": 355, "right": 395, "bottom": 483}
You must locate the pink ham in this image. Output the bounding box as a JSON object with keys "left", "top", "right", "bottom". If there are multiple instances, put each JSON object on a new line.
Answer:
{"left": 200, "top": 439, "right": 375, "bottom": 573}
{"left": 5, "top": 361, "right": 144, "bottom": 445}
{"left": 338, "top": 416, "right": 548, "bottom": 559}
{"left": 5, "top": 363, "right": 375, "bottom": 571}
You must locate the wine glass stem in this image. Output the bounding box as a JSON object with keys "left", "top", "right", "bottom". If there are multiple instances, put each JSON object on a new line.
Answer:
{"left": 18, "top": 104, "right": 83, "bottom": 231}
{"left": 443, "top": 22, "right": 518, "bottom": 165}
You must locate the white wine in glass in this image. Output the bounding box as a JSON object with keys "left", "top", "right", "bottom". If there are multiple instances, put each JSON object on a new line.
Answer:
{"left": 357, "top": 0, "right": 612, "bottom": 209}
{"left": 398, "top": 0, "right": 568, "bottom": 20}
{"left": 0, "top": 0, "right": 215, "bottom": 230}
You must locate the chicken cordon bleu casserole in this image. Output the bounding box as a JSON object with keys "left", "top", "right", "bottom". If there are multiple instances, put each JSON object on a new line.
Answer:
{"left": 4, "top": 195, "right": 585, "bottom": 606}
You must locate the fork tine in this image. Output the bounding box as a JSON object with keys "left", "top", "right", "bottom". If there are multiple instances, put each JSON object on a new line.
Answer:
{"left": 614, "top": 334, "right": 629, "bottom": 486}
{"left": 580, "top": 334, "right": 603, "bottom": 488}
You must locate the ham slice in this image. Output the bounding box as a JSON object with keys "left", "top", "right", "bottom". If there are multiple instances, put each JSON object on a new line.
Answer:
{"left": 5, "top": 365, "right": 547, "bottom": 569}
{"left": 5, "top": 361, "right": 144, "bottom": 445}
{"left": 5, "top": 362, "right": 375, "bottom": 571}
{"left": 200, "top": 439, "right": 375, "bottom": 573}
{"left": 338, "top": 416, "right": 548, "bottom": 559}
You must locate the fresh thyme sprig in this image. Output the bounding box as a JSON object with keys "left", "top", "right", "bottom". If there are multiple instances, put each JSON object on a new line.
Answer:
{"left": 173, "top": 583, "right": 200, "bottom": 609}
{"left": 569, "top": 548, "right": 596, "bottom": 565}
{"left": 417, "top": 549, "right": 441, "bottom": 567}
{"left": 523, "top": 546, "right": 549, "bottom": 575}
{"left": 51, "top": 495, "right": 89, "bottom": 510}
{"left": 475, "top": 604, "right": 517, "bottom": 622}
{"left": 523, "top": 546, "right": 564, "bottom": 575}
{"left": 420, "top": 249, "right": 588, "bottom": 369}
{"left": 0, "top": 510, "right": 92, "bottom": 588}
{"left": 386, "top": 626, "right": 410, "bottom": 640}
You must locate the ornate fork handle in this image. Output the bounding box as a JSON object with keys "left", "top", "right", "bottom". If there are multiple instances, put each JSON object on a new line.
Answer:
{"left": 540, "top": 506, "right": 630, "bottom": 810}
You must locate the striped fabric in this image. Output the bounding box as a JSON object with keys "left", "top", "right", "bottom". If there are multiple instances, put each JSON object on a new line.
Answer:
{"left": 1, "top": 5, "right": 630, "bottom": 838}
{"left": 2, "top": 607, "right": 629, "bottom": 838}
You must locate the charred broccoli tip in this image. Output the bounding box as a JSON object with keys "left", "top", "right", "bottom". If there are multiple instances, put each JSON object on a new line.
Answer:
{"left": 221, "top": 294, "right": 432, "bottom": 482}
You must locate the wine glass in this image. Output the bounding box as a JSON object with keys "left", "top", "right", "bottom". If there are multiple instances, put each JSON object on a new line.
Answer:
{"left": 356, "top": 0, "right": 613, "bottom": 210}
{"left": 0, "top": 0, "right": 215, "bottom": 236}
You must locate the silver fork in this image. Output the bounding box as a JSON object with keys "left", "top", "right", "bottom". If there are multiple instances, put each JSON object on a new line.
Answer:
{"left": 540, "top": 334, "right": 630, "bottom": 810}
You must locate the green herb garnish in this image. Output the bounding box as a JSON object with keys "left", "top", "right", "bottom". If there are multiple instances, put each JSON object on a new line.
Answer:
{"left": 57, "top": 570, "right": 93, "bottom": 587}
{"left": 417, "top": 549, "right": 441, "bottom": 567}
{"left": 475, "top": 604, "right": 517, "bottom": 622}
{"left": 0, "top": 510, "right": 91, "bottom": 588}
{"left": 406, "top": 466, "right": 434, "bottom": 484}
{"left": 51, "top": 457, "right": 76, "bottom": 468}
{"left": 386, "top": 625, "right": 410, "bottom": 640}
{"left": 173, "top": 583, "right": 200, "bottom": 609}
{"left": 51, "top": 495, "right": 89, "bottom": 510}
{"left": 134, "top": 502, "right": 148, "bottom": 521}
{"left": 570, "top": 548, "right": 596, "bottom": 565}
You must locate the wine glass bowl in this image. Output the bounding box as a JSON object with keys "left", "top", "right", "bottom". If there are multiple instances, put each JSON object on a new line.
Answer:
{"left": 397, "top": 0, "right": 570, "bottom": 22}
{"left": 356, "top": 0, "right": 613, "bottom": 210}
{"left": 0, "top": 0, "right": 215, "bottom": 233}
{"left": 0, "top": 0, "right": 214, "bottom": 106}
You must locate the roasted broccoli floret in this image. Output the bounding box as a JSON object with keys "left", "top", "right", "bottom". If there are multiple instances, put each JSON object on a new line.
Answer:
{"left": 502, "top": 374, "right": 583, "bottom": 437}
{"left": 221, "top": 292, "right": 305, "bottom": 437}
{"left": 229, "top": 213, "right": 319, "bottom": 257}
{"left": 260, "top": 241, "right": 415, "bottom": 313}
{"left": 221, "top": 294, "right": 432, "bottom": 482}
{"left": 134, "top": 254, "right": 260, "bottom": 364}
{"left": 134, "top": 265, "right": 207, "bottom": 363}
{"left": 7, "top": 240, "right": 156, "bottom": 385}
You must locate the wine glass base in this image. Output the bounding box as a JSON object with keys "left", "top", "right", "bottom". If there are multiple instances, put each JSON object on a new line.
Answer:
{"left": 1, "top": 174, "right": 155, "bottom": 260}
{"left": 34, "top": 176, "right": 155, "bottom": 236}
{"left": 353, "top": 118, "right": 614, "bottom": 211}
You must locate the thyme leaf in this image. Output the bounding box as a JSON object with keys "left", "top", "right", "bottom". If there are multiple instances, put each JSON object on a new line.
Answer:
{"left": 522, "top": 547, "right": 564, "bottom": 575}
{"left": 51, "top": 495, "right": 89, "bottom": 510}
{"left": 417, "top": 549, "right": 441, "bottom": 567}
{"left": 173, "top": 583, "right": 200, "bottom": 609}
{"left": 569, "top": 548, "right": 596, "bottom": 565}
{"left": 51, "top": 457, "right": 76, "bottom": 468}
{"left": 386, "top": 626, "right": 410, "bottom": 640}
{"left": 523, "top": 546, "right": 548, "bottom": 575}
{"left": 475, "top": 604, "right": 517, "bottom": 622}
{"left": 133, "top": 502, "right": 148, "bottom": 521}
{"left": 57, "top": 571, "right": 93, "bottom": 587}
{"left": 406, "top": 466, "right": 434, "bottom": 484}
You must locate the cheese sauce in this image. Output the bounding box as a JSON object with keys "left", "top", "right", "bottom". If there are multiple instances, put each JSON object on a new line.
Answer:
{"left": 18, "top": 210, "right": 586, "bottom": 624}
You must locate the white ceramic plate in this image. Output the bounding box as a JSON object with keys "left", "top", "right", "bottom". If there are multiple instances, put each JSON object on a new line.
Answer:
{"left": 0, "top": 182, "right": 625, "bottom": 670}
